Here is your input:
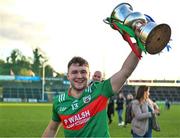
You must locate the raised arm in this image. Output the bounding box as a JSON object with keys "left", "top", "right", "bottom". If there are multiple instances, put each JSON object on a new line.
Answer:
{"left": 110, "top": 44, "right": 141, "bottom": 93}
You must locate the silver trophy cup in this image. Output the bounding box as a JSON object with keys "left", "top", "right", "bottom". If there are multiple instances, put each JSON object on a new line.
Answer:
{"left": 110, "top": 3, "right": 171, "bottom": 54}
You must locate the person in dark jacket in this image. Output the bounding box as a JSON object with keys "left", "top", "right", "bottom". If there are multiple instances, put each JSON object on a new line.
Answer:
{"left": 124, "top": 93, "right": 134, "bottom": 126}
{"left": 107, "top": 96, "right": 115, "bottom": 124}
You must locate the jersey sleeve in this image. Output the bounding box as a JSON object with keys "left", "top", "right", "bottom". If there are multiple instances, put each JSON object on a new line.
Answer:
{"left": 52, "top": 98, "right": 61, "bottom": 122}
{"left": 101, "top": 78, "right": 114, "bottom": 98}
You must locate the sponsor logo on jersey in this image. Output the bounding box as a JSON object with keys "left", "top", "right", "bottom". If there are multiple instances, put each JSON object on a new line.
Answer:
{"left": 60, "top": 95, "right": 108, "bottom": 130}
{"left": 63, "top": 110, "right": 90, "bottom": 129}
{"left": 83, "top": 95, "right": 91, "bottom": 103}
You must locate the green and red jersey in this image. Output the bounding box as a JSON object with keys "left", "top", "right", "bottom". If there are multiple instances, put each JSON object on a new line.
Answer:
{"left": 52, "top": 79, "right": 114, "bottom": 137}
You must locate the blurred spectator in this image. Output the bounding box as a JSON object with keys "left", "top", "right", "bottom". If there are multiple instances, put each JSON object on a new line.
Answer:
{"left": 116, "top": 92, "right": 125, "bottom": 126}
{"left": 165, "top": 98, "right": 171, "bottom": 110}
{"left": 92, "top": 71, "right": 103, "bottom": 82}
{"left": 124, "top": 93, "right": 134, "bottom": 126}
{"left": 89, "top": 71, "right": 103, "bottom": 86}
{"left": 107, "top": 96, "right": 115, "bottom": 124}
{"left": 131, "top": 86, "right": 160, "bottom": 138}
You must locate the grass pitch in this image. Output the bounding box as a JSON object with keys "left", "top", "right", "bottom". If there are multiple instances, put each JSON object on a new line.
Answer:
{"left": 0, "top": 102, "right": 180, "bottom": 137}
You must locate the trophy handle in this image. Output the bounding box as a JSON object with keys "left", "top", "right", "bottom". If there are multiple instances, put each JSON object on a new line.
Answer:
{"left": 103, "top": 18, "right": 111, "bottom": 25}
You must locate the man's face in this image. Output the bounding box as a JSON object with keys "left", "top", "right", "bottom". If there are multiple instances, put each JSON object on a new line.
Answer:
{"left": 92, "top": 71, "right": 102, "bottom": 82}
{"left": 67, "top": 63, "right": 90, "bottom": 92}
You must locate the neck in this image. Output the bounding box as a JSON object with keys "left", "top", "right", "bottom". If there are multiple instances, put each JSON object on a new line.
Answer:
{"left": 69, "top": 88, "right": 84, "bottom": 98}
{"left": 139, "top": 98, "right": 145, "bottom": 104}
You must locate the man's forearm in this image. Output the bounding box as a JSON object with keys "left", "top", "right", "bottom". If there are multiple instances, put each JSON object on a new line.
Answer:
{"left": 121, "top": 50, "right": 140, "bottom": 77}
{"left": 42, "top": 121, "right": 60, "bottom": 138}
{"left": 42, "top": 129, "right": 57, "bottom": 138}
{"left": 111, "top": 47, "right": 141, "bottom": 93}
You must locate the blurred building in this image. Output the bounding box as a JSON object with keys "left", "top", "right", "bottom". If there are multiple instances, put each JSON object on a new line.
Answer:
{"left": 1, "top": 77, "right": 180, "bottom": 103}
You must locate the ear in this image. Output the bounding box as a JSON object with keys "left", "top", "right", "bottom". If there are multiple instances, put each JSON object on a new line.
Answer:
{"left": 67, "top": 72, "right": 70, "bottom": 80}
{"left": 89, "top": 71, "right": 91, "bottom": 79}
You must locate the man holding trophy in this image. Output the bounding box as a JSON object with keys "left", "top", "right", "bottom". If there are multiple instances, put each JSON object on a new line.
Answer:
{"left": 42, "top": 3, "right": 171, "bottom": 138}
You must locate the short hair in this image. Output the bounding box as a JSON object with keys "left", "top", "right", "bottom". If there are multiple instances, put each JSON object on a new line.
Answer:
{"left": 67, "top": 56, "right": 89, "bottom": 70}
{"left": 135, "top": 85, "right": 149, "bottom": 101}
